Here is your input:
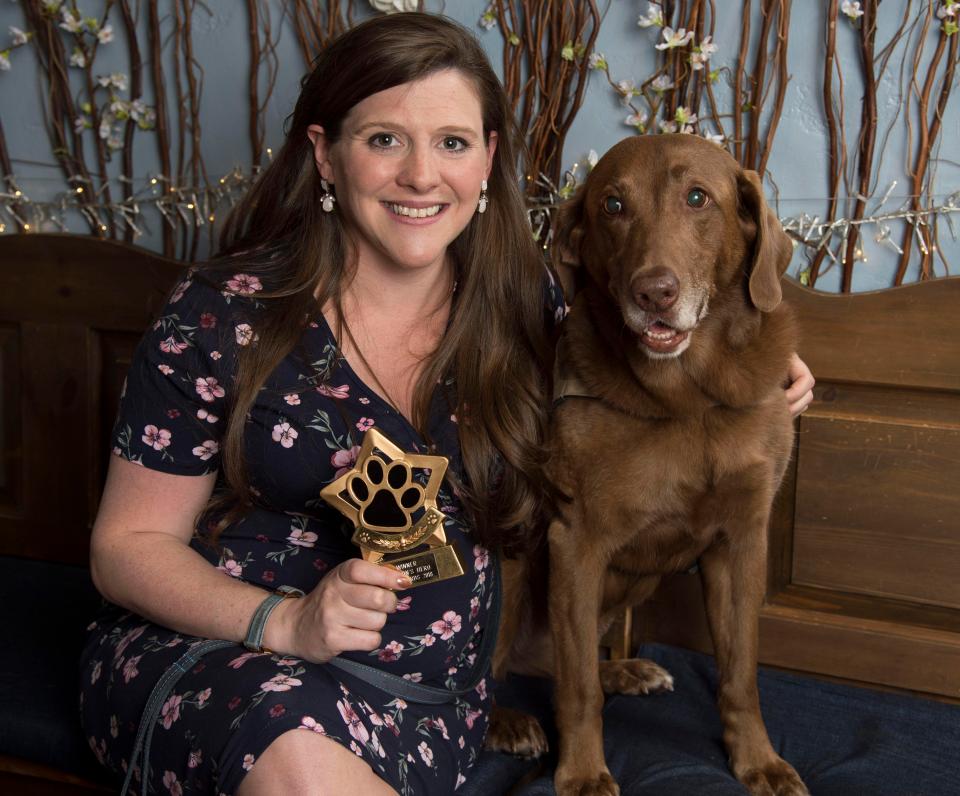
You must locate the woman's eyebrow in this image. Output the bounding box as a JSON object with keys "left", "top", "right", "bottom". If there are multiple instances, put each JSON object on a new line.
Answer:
{"left": 350, "top": 121, "right": 480, "bottom": 137}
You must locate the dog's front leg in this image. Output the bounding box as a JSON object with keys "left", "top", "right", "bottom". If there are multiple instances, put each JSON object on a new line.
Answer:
{"left": 699, "top": 523, "right": 809, "bottom": 796}
{"left": 549, "top": 518, "right": 619, "bottom": 796}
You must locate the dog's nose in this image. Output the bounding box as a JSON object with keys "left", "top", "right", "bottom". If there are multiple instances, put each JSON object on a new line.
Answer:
{"left": 632, "top": 268, "right": 679, "bottom": 312}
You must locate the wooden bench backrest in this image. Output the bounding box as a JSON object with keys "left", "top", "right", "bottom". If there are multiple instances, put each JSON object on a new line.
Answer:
{"left": 0, "top": 234, "right": 184, "bottom": 566}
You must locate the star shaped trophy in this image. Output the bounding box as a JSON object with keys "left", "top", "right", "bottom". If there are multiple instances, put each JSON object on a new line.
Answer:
{"left": 320, "top": 428, "right": 464, "bottom": 587}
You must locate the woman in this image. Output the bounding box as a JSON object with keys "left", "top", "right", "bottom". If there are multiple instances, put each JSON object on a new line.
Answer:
{"left": 80, "top": 12, "right": 814, "bottom": 796}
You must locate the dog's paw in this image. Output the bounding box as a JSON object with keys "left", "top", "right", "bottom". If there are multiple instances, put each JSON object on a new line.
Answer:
{"left": 483, "top": 706, "right": 548, "bottom": 759}
{"left": 738, "top": 758, "right": 809, "bottom": 796}
{"left": 598, "top": 658, "right": 674, "bottom": 696}
{"left": 556, "top": 770, "right": 620, "bottom": 796}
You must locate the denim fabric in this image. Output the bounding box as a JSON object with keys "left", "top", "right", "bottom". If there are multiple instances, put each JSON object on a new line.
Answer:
{"left": 465, "top": 643, "right": 960, "bottom": 796}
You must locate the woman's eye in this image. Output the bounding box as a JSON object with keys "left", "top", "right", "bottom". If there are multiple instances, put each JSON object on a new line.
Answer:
{"left": 370, "top": 133, "right": 397, "bottom": 148}
{"left": 603, "top": 196, "right": 623, "bottom": 215}
{"left": 687, "top": 188, "right": 708, "bottom": 208}
{"left": 441, "top": 136, "right": 467, "bottom": 151}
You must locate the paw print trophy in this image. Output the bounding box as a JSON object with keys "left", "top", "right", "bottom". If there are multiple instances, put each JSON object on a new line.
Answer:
{"left": 320, "top": 428, "right": 464, "bottom": 586}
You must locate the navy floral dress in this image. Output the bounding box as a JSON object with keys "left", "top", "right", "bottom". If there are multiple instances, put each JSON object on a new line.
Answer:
{"left": 79, "top": 267, "right": 566, "bottom": 795}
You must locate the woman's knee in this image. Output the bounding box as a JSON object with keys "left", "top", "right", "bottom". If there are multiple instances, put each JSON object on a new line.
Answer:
{"left": 237, "top": 729, "right": 397, "bottom": 796}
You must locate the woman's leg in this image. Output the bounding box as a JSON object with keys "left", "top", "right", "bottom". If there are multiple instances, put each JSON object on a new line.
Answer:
{"left": 238, "top": 729, "right": 398, "bottom": 796}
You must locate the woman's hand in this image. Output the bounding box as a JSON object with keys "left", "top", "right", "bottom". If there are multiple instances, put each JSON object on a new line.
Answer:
{"left": 269, "top": 558, "right": 412, "bottom": 663}
{"left": 785, "top": 352, "right": 815, "bottom": 417}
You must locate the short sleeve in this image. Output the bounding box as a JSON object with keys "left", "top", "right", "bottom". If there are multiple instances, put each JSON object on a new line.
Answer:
{"left": 111, "top": 273, "right": 242, "bottom": 476}
{"left": 543, "top": 261, "right": 568, "bottom": 328}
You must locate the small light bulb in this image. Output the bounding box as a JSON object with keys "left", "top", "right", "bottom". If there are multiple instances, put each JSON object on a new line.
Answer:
{"left": 76, "top": 186, "right": 84, "bottom": 194}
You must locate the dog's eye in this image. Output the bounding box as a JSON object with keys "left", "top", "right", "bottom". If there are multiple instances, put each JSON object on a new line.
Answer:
{"left": 602, "top": 196, "right": 623, "bottom": 215}
{"left": 687, "top": 188, "right": 709, "bottom": 208}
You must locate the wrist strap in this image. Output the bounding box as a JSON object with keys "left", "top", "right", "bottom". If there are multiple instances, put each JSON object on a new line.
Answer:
{"left": 244, "top": 586, "right": 301, "bottom": 653}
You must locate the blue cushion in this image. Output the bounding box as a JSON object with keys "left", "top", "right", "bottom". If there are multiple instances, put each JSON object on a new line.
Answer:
{"left": 467, "top": 643, "right": 960, "bottom": 795}
{"left": 0, "top": 556, "right": 108, "bottom": 782}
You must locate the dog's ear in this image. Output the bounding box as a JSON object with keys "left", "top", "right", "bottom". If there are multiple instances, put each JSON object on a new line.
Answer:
{"left": 737, "top": 169, "right": 793, "bottom": 313}
{"left": 551, "top": 186, "right": 587, "bottom": 298}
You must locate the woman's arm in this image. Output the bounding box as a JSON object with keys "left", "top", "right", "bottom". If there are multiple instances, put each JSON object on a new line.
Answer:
{"left": 90, "top": 455, "right": 410, "bottom": 661}
{"left": 785, "top": 353, "right": 815, "bottom": 416}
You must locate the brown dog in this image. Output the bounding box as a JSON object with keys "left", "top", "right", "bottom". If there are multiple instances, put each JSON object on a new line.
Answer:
{"left": 490, "top": 134, "right": 808, "bottom": 796}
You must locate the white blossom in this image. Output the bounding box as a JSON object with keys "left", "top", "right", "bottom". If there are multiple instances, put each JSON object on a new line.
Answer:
{"left": 588, "top": 52, "right": 607, "bottom": 70}
{"left": 674, "top": 106, "right": 698, "bottom": 126}
{"left": 10, "top": 27, "right": 29, "bottom": 47}
{"left": 74, "top": 116, "right": 90, "bottom": 133}
{"left": 702, "top": 130, "right": 724, "bottom": 144}
{"left": 69, "top": 47, "right": 86, "bottom": 68}
{"left": 655, "top": 27, "right": 695, "bottom": 51}
{"left": 0, "top": 52, "right": 10, "bottom": 72}
{"left": 625, "top": 111, "right": 648, "bottom": 130}
{"left": 651, "top": 74, "right": 674, "bottom": 93}
{"left": 690, "top": 35, "right": 717, "bottom": 70}
{"left": 938, "top": 1, "right": 958, "bottom": 19}
{"left": 99, "top": 117, "right": 113, "bottom": 141}
{"left": 97, "top": 72, "right": 128, "bottom": 91}
{"left": 369, "top": 0, "right": 418, "bottom": 13}
{"left": 107, "top": 133, "right": 123, "bottom": 151}
{"left": 479, "top": 8, "right": 496, "bottom": 30}
{"left": 59, "top": 9, "right": 83, "bottom": 34}
{"left": 97, "top": 23, "right": 114, "bottom": 44}
{"left": 637, "top": 4, "right": 665, "bottom": 28}
{"left": 841, "top": 1, "right": 864, "bottom": 20}
{"left": 586, "top": 149, "right": 599, "bottom": 170}
{"left": 659, "top": 119, "right": 678, "bottom": 134}
{"left": 616, "top": 79, "right": 640, "bottom": 104}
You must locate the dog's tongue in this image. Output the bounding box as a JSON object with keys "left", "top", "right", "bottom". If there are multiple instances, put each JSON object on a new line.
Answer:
{"left": 650, "top": 321, "right": 673, "bottom": 333}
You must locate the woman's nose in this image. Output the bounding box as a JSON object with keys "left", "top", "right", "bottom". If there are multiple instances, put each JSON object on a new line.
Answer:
{"left": 397, "top": 147, "right": 440, "bottom": 192}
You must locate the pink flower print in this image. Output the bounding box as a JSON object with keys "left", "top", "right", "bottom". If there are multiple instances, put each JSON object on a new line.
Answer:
{"left": 162, "top": 770, "right": 183, "bottom": 796}
{"left": 350, "top": 740, "right": 363, "bottom": 757}
{"left": 166, "top": 409, "right": 181, "bottom": 419}
{"left": 188, "top": 749, "right": 202, "bottom": 768}
{"left": 435, "top": 717, "right": 449, "bottom": 739}
{"left": 331, "top": 445, "right": 361, "bottom": 478}
{"left": 228, "top": 652, "right": 263, "bottom": 669}
{"left": 473, "top": 545, "right": 490, "bottom": 571}
{"left": 430, "top": 611, "right": 462, "bottom": 640}
{"left": 262, "top": 570, "right": 275, "bottom": 583}
{"left": 261, "top": 674, "right": 303, "bottom": 692}
{"left": 458, "top": 735, "right": 465, "bottom": 749}
{"left": 115, "top": 625, "right": 145, "bottom": 659}
{"left": 122, "top": 655, "right": 141, "bottom": 683}
{"left": 142, "top": 425, "right": 172, "bottom": 451}
{"left": 456, "top": 772, "right": 467, "bottom": 788}
{"left": 465, "top": 708, "right": 482, "bottom": 729}
{"left": 378, "top": 640, "right": 403, "bottom": 662}
{"left": 199, "top": 312, "right": 217, "bottom": 329}
{"left": 219, "top": 559, "right": 242, "bottom": 578}
{"left": 170, "top": 279, "right": 191, "bottom": 303}
{"left": 337, "top": 699, "right": 370, "bottom": 744}
{"left": 158, "top": 363, "right": 174, "bottom": 375}
{"left": 90, "top": 660, "right": 102, "bottom": 685}
{"left": 287, "top": 527, "right": 318, "bottom": 547}
{"left": 235, "top": 323, "right": 256, "bottom": 346}
{"left": 450, "top": 413, "right": 458, "bottom": 423}
{"left": 317, "top": 383, "right": 350, "bottom": 399}
{"left": 227, "top": 696, "right": 242, "bottom": 711}
{"left": 469, "top": 596, "right": 480, "bottom": 620}
{"left": 226, "top": 274, "right": 263, "bottom": 295}
{"left": 384, "top": 714, "right": 399, "bottom": 736}
{"left": 269, "top": 703, "right": 286, "bottom": 718}
{"left": 396, "top": 595, "right": 412, "bottom": 612}
{"left": 210, "top": 350, "right": 222, "bottom": 360}
{"left": 370, "top": 731, "right": 387, "bottom": 758}
{"left": 242, "top": 753, "right": 256, "bottom": 771}
{"left": 356, "top": 417, "right": 375, "bottom": 432}
{"left": 192, "top": 440, "right": 219, "bottom": 460}
{"left": 159, "top": 336, "right": 188, "bottom": 355}
{"left": 419, "top": 634, "right": 436, "bottom": 648}
{"left": 418, "top": 740, "right": 434, "bottom": 767}
{"left": 196, "top": 688, "right": 211, "bottom": 706}
{"left": 284, "top": 393, "right": 301, "bottom": 406}
{"left": 299, "top": 716, "right": 326, "bottom": 734}
{"left": 359, "top": 396, "right": 370, "bottom": 405}
{"left": 107, "top": 715, "right": 118, "bottom": 738}
{"left": 197, "top": 408, "right": 219, "bottom": 423}
{"left": 272, "top": 422, "right": 298, "bottom": 448}
{"left": 160, "top": 694, "right": 182, "bottom": 729}
{"left": 195, "top": 376, "right": 225, "bottom": 402}
{"left": 475, "top": 678, "right": 488, "bottom": 700}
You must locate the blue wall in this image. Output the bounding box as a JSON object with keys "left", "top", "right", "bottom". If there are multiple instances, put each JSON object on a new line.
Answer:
{"left": 1, "top": 2, "right": 957, "bottom": 291}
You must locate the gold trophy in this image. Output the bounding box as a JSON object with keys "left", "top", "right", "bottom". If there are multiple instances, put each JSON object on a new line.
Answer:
{"left": 320, "top": 428, "right": 465, "bottom": 587}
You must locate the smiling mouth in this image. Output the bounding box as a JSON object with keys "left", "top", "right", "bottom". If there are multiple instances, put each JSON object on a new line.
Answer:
{"left": 385, "top": 202, "right": 445, "bottom": 219}
{"left": 641, "top": 319, "right": 690, "bottom": 353}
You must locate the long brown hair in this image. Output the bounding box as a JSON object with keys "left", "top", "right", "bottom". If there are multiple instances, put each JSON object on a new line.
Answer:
{"left": 209, "top": 12, "right": 555, "bottom": 555}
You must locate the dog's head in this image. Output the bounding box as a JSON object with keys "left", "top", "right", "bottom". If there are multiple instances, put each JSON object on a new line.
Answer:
{"left": 554, "top": 134, "right": 793, "bottom": 359}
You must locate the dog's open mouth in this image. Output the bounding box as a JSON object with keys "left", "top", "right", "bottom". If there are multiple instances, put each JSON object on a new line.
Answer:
{"left": 641, "top": 319, "right": 690, "bottom": 354}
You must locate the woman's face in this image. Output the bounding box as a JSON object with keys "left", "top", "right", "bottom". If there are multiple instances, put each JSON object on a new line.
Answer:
{"left": 308, "top": 69, "right": 497, "bottom": 278}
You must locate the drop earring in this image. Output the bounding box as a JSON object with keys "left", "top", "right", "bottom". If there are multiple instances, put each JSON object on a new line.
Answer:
{"left": 321, "top": 179, "right": 336, "bottom": 213}
{"left": 477, "top": 179, "right": 488, "bottom": 214}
